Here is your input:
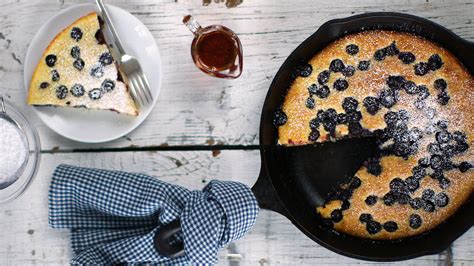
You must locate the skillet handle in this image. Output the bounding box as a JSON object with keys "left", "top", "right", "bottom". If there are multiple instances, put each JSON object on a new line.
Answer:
{"left": 251, "top": 168, "right": 289, "bottom": 217}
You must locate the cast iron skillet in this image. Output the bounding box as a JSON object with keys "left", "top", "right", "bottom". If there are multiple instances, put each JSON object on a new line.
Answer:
{"left": 155, "top": 12, "right": 474, "bottom": 261}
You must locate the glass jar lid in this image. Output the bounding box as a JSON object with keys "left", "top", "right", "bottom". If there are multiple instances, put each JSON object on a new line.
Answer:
{"left": 0, "top": 96, "right": 40, "bottom": 204}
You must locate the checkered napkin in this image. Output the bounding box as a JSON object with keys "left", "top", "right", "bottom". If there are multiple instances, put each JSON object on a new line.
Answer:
{"left": 48, "top": 164, "right": 258, "bottom": 265}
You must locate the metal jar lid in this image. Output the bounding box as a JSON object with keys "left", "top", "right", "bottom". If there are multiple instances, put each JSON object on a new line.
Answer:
{"left": 0, "top": 96, "right": 40, "bottom": 204}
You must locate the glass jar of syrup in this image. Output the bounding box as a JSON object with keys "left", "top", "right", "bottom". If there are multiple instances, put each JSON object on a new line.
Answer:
{"left": 183, "top": 15, "right": 243, "bottom": 79}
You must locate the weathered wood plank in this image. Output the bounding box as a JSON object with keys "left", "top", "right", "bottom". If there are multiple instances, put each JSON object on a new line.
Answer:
{"left": 1, "top": 0, "right": 473, "bottom": 150}
{"left": 0, "top": 151, "right": 471, "bottom": 265}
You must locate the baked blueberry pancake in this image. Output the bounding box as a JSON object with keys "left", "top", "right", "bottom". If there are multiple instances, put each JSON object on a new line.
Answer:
{"left": 274, "top": 30, "right": 473, "bottom": 239}
{"left": 27, "top": 13, "right": 138, "bottom": 116}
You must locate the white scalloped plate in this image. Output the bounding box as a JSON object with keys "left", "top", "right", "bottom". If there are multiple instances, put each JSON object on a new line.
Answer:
{"left": 24, "top": 4, "right": 161, "bottom": 143}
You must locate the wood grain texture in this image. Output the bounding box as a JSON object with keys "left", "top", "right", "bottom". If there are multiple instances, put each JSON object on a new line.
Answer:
{"left": 0, "top": 151, "right": 471, "bottom": 265}
{"left": 0, "top": 0, "right": 473, "bottom": 150}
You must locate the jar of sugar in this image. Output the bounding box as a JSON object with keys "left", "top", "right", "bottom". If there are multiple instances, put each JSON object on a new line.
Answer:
{"left": 0, "top": 96, "right": 40, "bottom": 204}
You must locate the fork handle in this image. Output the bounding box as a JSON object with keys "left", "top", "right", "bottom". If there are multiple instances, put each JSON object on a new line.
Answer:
{"left": 95, "top": 0, "right": 126, "bottom": 56}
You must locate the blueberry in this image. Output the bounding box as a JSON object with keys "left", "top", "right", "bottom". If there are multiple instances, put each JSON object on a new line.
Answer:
{"left": 436, "top": 131, "right": 451, "bottom": 143}
{"left": 70, "top": 27, "right": 83, "bottom": 41}
{"left": 99, "top": 52, "right": 114, "bottom": 66}
{"left": 341, "top": 200, "right": 351, "bottom": 210}
{"left": 429, "top": 143, "right": 442, "bottom": 155}
{"left": 350, "top": 176, "right": 362, "bottom": 189}
{"left": 73, "top": 58, "right": 85, "bottom": 71}
{"left": 436, "top": 120, "right": 448, "bottom": 129}
{"left": 363, "top": 96, "right": 380, "bottom": 115}
{"left": 453, "top": 131, "right": 467, "bottom": 143}
{"left": 386, "top": 42, "right": 400, "bottom": 56}
{"left": 383, "top": 192, "right": 396, "bottom": 206}
{"left": 425, "top": 107, "right": 436, "bottom": 119}
{"left": 383, "top": 221, "right": 398, "bottom": 232}
{"left": 428, "top": 54, "right": 443, "bottom": 70}
{"left": 417, "top": 85, "right": 430, "bottom": 100}
{"left": 309, "top": 118, "right": 319, "bottom": 130}
{"left": 414, "top": 99, "right": 426, "bottom": 109}
{"left": 422, "top": 189, "right": 435, "bottom": 201}
{"left": 423, "top": 201, "right": 435, "bottom": 212}
{"left": 51, "top": 70, "right": 60, "bottom": 82}
{"left": 398, "top": 110, "right": 410, "bottom": 122}
{"left": 322, "top": 109, "right": 337, "bottom": 133}
{"left": 405, "top": 176, "right": 420, "bottom": 192}
{"left": 398, "top": 52, "right": 416, "bottom": 64}
{"left": 342, "top": 97, "right": 358, "bottom": 112}
{"left": 101, "top": 79, "right": 115, "bottom": 93}
{"left": 315, "top": 85, "right": 330, "bottom": 99}
{"left": 430, "top": 155, "right": 443, "bottom": 170}
{"left": 317, "top": 70, "right": 330, "bottom": 84}
{"left": 329, "top": 59, "right": 345, "bottom": 72}
{"left": 273, "top": 109, "right": 287, "bottom": 126}
{"left": 331, "top": 209, "right": 343, "bottom": 222}
{"left": 403, "top": 81, "right": 419, "bottom": 94}
{"left": 414, "top": 62, "right": 429, "bottom": 76}
{"left": 455, "top": 142, "right": 469, "bottom": 154}
{"left": 438, "top": 177, "right": 451, "bottom": 189}
{"left": 410, "top": 198, "right": 424, "bottom": 210}
{"left": 346, "top": 111, "right": 362, "bottom": 123}
{"left": 384, "top": 111, "right": 398, "bottom": 126}
{"left": 419, "top": 157, "right": 430, "bottom": 168}
{"left": 390, "top": 178, "right": 407, "bottom": 192}
{"left": 55, "top": 85, "right": 68, "bottom": 99}
{"left": 71, "top": 46, "right": 80, "bottom": 59}
{"left": 305, "top": 97, "right": 315, "bottom": 109}
{"left": 365, "top": 157, "right": 381, "bottom": 176}
{"left": 409, "top": 214, "right": 422, "bottom": 229}
{"left": 90, "top": 64, "right": 104, "bottom": 78}
{"left": 387, "top": 75, "right": 406, "bottom": 90}
{"left": 379, "top": 88, "right": 398, "bottom": 108}
{"left": 342, "top": 66, "right": 355, "bottom": 77}
{"left": 374, "top": 49, "right": 387, "bottom": 61}
{"left": 333, "top": 78, "right": 349, "bottom": 91}
{"left": 45, "top": 54, "right": 57, "bottom": 67}
{"left": 308, "top": 129, "right": 320, "bottom": 141}
{"left": 437, "top": 91, "right": 450, "bottom": 105}
{"left": 434, "top": 79, "right": 447, "bottom": 90}
{"left": 295, "top": 63, "right": 313, "bottom": 77}
{"left": 359, "top": 213, "right": 372, "bottom": 223}
{"left": 459, "top": 162, "right": 472, "bottom": 172}
{"left": 412, "top": 166, "right": 426, "bottom": 179}
{"left": 348, "top": 122, "right": 363, "bottom": 136}
{"left": 39, "top": 82, "right": 49, "bottom": 89}
{"left": 366, "top": 220, "right": 382, "bottom": 234}
{"left": 70, "top": 84, "right": 85, "bottom": 97}
{"left": 337, "top": 113, "right": 347, "bottom": 124}
{"left": 308, "top": 84, "right": 318, "bottom": 95}
{"left": 434, "top": 192, "right": 449, "bottom": 207}
{"left": 88, "top": 88, "right": 103, "bottom": 100}
{"left": 365, "top": 195, "right": 377, "bottom": 206}
{"left": 358, "top": 60, "right": 370, "bottom": 71}
{"left": 345, "top": 44, "right": 359, "bottom": 55}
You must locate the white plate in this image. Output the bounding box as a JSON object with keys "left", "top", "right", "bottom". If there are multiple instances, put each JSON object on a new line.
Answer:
{"left": 24, "top": 4, "right": 162, "bottom": 143}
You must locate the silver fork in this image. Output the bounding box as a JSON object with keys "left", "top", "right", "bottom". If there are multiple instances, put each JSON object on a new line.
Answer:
{"left": 95, "top": 0, "right": 153, "bottom": 108}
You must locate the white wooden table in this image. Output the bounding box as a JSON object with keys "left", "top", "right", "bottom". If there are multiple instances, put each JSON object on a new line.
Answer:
{"left": 0, "top": 0, "right": 473, "bottom": 265}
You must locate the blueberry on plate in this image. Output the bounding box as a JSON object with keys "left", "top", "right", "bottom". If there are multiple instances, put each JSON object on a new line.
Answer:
{"left": 88, "top": 88, "right": 103, "bottom": 100}
{"left": 45, "top": 54, "right": 57, "bottom": 67}
{"left": 273, "top": 109, "right": 287, "bottom": 127}
{"left": 342, "top": 97, "right": 358, "bottom": 112}
{"left": 363, "top": 96, "right": 380, "bottom": 115}
{"left": 70, "top": 84, "right": 85, "bottom": 97}
{"left": 70, "top": 27, "right": 83, "bottom": 41}
{"left": 329, "top": 59, "right": 345, "bottom": 72}
{"left": 333, "top": 78, "right": 349, "bottom": 91}
{"left": 409, "top": 214, "right": 422, "bottom": 229}
{"left": 73, "top": 58, "right": 85, "bottom": 71}
{"left": 55, "top": 85, "right": 68, "bottom": 99}
{"left": 345, "top": 44, "right": 359, "bottom": 55}
{"left": 398, "top": 52, "right": 416, "bottom": 64}
{"left": 383, "top": 221, "right": 398, "bottom": 232}
{"left": 357, "top": 60, "right": 371, "bottom": 71}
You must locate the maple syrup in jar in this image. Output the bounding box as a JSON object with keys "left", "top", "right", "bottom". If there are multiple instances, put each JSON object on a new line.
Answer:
{"left": 183, "top": 15, "right": 243, "bottom": 79}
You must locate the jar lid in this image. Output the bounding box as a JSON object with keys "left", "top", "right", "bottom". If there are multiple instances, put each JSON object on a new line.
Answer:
{"left": 0, "top": 96, "right": 40, "bottom": 204}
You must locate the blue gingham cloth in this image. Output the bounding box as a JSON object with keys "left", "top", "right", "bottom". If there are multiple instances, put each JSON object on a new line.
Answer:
{"left": 49, "top": 164, "right": 259, "bottom": 265}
